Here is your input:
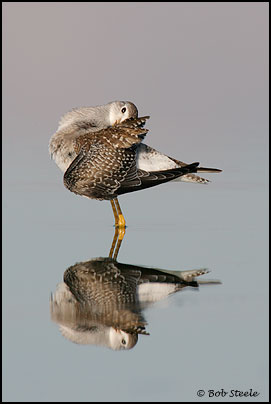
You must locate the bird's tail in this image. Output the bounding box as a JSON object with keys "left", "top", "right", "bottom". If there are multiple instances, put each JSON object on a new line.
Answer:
{"left": 169, "top": 156, "right": 222, "bottom": 174}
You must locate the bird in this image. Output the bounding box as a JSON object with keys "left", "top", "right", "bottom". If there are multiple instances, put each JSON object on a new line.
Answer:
{"left": 49, "top": 101, "right": 222, "bottom": 227}
{"left": 50, "top": 257, "right": 220, "bottom": 350}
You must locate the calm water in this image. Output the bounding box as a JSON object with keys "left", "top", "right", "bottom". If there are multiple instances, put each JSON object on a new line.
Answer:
{"left": 3, "top": 3, "right": 268, "bottom": 402}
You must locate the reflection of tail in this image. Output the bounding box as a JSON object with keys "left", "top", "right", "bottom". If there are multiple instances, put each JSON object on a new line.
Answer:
{"left": 197, "top": 167, "right": 222, "bottom": 173}
{"left": 161, "top": 268, "right": 208, "bottom": 280}
{"left": 160, "top": 268, "right": 222, "bottom": 286}
{"left": 196, "top": 279, "right": 222, "bottom": 285}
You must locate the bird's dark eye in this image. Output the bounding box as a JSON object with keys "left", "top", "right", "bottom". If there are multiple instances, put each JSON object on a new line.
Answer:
{"left": 121, "top": 107, "right": 126, "bottom": 114}
{"left": 122, "top": 339, "right": 126, "bottom": 345}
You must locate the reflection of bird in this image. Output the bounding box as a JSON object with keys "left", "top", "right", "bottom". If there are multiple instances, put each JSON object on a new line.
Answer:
{"left": 49, "top": 101, "right": 222, "bottom": 226}
{"left": 50, "top": 257, "right": 220, "bottom": 350}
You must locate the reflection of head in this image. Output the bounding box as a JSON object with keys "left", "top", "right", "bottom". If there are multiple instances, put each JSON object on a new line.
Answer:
{"left": 58, "top": 323, "right": 138, "bottom": 350}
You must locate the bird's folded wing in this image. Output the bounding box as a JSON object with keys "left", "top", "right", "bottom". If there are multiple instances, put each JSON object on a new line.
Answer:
{"left": 63, "top": 142, "right": 139, "bottom": 199}
{"left": 116, "top": 162, "right": 200, "bottom": 195}
{"left": 73, "top": 124, "right": 148, "bottom": 154}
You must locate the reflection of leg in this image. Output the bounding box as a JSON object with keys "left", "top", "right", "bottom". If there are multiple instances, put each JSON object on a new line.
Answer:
{"left": 108, "top": 226, "right": 126, "bottom": 260}
{"left": 110, "top": 199, "right": 119, "bottom": 227}
{"left": 113, "top": 228, "right": 126, "bottom": 260}
{"left": 109, "top": 227, "right": 119, "bottom": 258}
{"left": 114, "top": 198, "right": 126, "bottom": 228}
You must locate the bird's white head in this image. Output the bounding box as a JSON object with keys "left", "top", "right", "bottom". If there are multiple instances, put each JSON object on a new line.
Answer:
{"left": 108, "top": 101, "right": 138, "bottom": 126}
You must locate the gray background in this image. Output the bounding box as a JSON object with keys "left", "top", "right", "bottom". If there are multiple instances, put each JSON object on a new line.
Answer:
{"left": 3, "top": 2, "right": 268, "bottom": 402}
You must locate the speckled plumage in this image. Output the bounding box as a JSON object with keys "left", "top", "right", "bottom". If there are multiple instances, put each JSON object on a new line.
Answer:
{"left": 63, "top": 116, "right": 201, "bottom": 201}
{"left": 49, "top": 101, "right": 139, "bottom": 172}
{"left": 50, "top": 257, "right": 217, "bottom": 349}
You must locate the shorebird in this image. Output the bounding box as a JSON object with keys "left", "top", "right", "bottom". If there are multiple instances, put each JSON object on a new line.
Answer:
{"left": 49, "top": 101, "right": 221, "bottom": 228}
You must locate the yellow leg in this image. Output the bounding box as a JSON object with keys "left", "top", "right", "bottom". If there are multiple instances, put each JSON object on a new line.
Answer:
{"left": 113, "top": 235, "right": 124, "bottom": 260}
{"left": 109, "top": 198, "right": 126, "bottom": 259}
{"left": 114, "top": 198, "right": 126, "bottom": 228}
{"left": 108, "top": 226, "right": 126, "bottom": 260}
{"left": 109, "top": 227, "right": 119, "bottom": 258}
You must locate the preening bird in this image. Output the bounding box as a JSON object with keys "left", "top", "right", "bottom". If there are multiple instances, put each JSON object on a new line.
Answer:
{"left": 49, "top": 101, "right": 222, "bottom": 227}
